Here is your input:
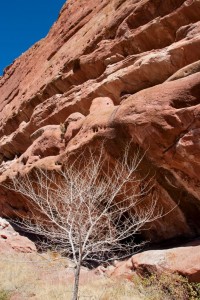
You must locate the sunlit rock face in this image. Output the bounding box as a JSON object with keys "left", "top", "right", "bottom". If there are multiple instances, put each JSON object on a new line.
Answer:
{"left": 0, "top": 0, "right": 200, "bottom": 243}
{"left": 0, "top": 217, "right": 36, "bottom": 253}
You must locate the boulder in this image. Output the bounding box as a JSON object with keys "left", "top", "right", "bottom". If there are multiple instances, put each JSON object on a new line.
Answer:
{"left": 0, "top": 217, "right": 36, "bottom": 253}
{"left": 110, "top": 240, "right": 200, "bottom": 282}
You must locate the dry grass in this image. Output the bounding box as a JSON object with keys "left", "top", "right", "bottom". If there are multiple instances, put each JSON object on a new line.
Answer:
{"left": 0, "top": 252, "right": 72, "bottom": 300}
{"left": 0, "top": 252, "right": 142, "bottom": 300}
{"left": 0, "top": 252, "right": 199, "bottom": 300}
{"left": 79, "top": 280, "right": 142, "bottom": 300}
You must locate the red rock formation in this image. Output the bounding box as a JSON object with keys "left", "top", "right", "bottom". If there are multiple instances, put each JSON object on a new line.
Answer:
{"left": 109, "top": 239, "right": 200, "bottom": 282}
{"left": 0, "top": 218, "right": 36, "bottom": 253}
{"left": 0, "top": 0, "right": 200, "bottom": 245}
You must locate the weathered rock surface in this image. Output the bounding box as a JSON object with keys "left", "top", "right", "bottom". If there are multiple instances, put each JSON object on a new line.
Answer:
{"left": 0, "top": 0, "right": 200, "bottom": 244}
{"left": 0, "top": 217, "right": 36, "bottom": 253}
{"left": 109, "top": 239, "right": 200, "bottom": 282}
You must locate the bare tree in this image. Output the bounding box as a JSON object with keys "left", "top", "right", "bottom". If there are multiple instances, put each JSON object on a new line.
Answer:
{"left": 5, "top": 145, "right": 161, "bottom": 300}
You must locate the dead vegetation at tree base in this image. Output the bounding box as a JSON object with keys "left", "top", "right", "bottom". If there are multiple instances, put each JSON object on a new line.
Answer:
{"left": 0, "top": 252, "right": 200, "bottom": 300}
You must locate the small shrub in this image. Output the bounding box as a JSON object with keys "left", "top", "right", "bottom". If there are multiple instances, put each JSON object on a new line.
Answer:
{"left": 134, "top": 272, "right": 200, "bottom": 300}
{"left": 0, "top": 290, "right": 10, "bottom": 300}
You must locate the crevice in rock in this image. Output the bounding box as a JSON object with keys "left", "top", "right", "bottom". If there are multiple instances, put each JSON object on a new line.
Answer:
{"left": 171, "top": 98, "right": 200, "bottom": 109}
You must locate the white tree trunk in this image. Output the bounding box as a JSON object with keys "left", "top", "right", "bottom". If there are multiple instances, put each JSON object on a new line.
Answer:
{"left": 72, "top": 261, "right": 81, "bottom": 300}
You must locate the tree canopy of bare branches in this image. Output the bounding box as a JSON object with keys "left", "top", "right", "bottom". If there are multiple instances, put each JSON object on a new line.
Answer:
{"left": 5, "top": 145, "right": 161, "bottom": 300}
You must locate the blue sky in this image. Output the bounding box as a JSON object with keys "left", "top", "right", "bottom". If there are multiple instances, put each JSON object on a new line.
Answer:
{"left": 0, "top": 0, "right": 66, "bottom": 75}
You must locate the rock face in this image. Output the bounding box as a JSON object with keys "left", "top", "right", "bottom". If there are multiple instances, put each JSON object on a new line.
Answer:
{"left": 0, "top": 0, "right": 200, "bottom": 244}
{"left": 0, "top": 218, "right": 36, "bottom": 253}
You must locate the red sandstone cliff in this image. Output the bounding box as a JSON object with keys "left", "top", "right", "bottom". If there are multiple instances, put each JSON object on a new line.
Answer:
{"left": 0, "top": 0, "right": 200, "bottom": 244}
